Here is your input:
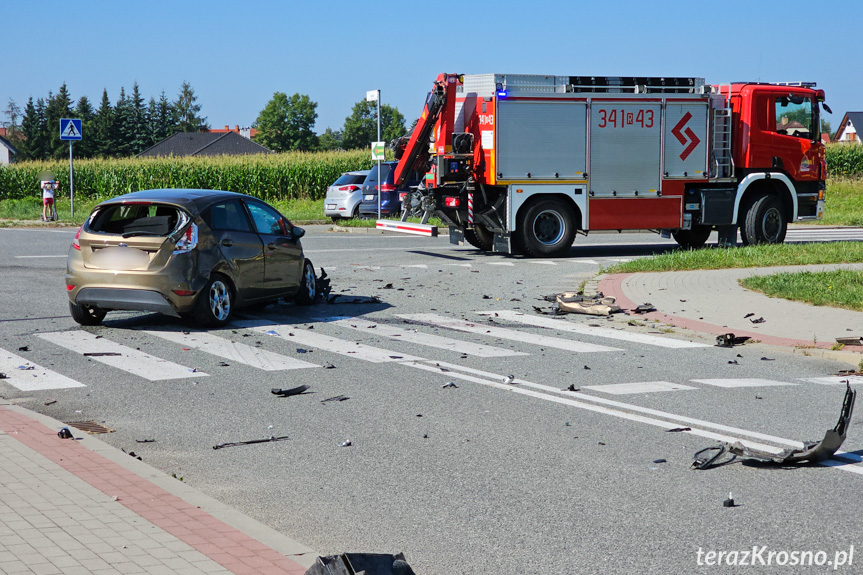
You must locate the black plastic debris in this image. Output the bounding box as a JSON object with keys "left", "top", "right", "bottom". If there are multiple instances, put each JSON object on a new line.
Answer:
{"left": 271, "top": 385, "right": 310, "bottom": 397}
{"left": 297, "top": 348, "right": 309, "bottom": 354}
{"left": 666, "top": 427, "right": 691, "bottom": 433}
{"left": 749, "top": 317, "right": 765, "bottom": 324}
{"left": 744, "top": 312, "right": 755, "bottom": 318}
{"left": 304, "top": 552, "right": 415, "bottom": 575}
{"left": 693, "top": 383, "right": 856, "bottom": 469}
{"left": 57, "top": 427, "right": 74, "bottom": 439}
{"left": 653, "top": 458, "right": 667, "bottom": 464}
{"left": 322, "top": 362, "right": 336, "bottom": 369}
{"left": 715, "top": 333, "right": 750, "bottom": 347}
{"left": 723, "top": 493, "right": 737, "bottom": 508}
{"left": 322, "top": 395, "right": 349, "bottom": 404}
{"left": 213, "top": 436, "right": 290, "bottom": 450}
{"left": 44, "top": 399, "right": 57, "bottom": 406}
{"left": 836, "top": 337, "right": 863, "bottom": 346}
{"left": 583, "top": 365, "right": 591, "bottom": 370}
{"left": 0, "top": 373, "right": 8, "bottom": 380}
{"left": 17, "top": 345, "right": 29, "bottom": 352}
{"left": 382, "top": 283, "right": 394, "bottom": 289}
{"left": 83, "top": 352, "right": 122, "bottom": 357}
{"left": 219, "top": 361, "right": 230, "bottom": 367}
{"left": 482, "top": 294, "right": 492, "bottom": 299}
{"left": 760, "top": 357, "right": 775, "bottom": 361}
{"left": 728, "top": 360, "right": 738, "bottom": 365}
{"left": 563, "top": 384, "right": 580, "bottom": 392}
{"left": 442, "top": 382, "right": 458, "bottom": 389}
{"left": 135, "top": 438, "right": 155, "bottom": 443}
{"left": 633, "top": 303, "right": 657, "bottom": 314}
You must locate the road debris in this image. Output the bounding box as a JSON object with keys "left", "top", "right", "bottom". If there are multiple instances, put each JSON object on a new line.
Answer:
{"left": 693, "top": 382, "right": 856, "bottom": 469}
{"left": 17, "top": 345, "right": 29, "bottom": 352}
{"left": 83, "top": 352, "right": 122, "bottom": 357}
{"left": 305, "top": 552, "right": 415, "bottom": 575}
{"left": 322, "top": 395, "right": 349, "bottom": 403}
{"left": 836, "top": 337, "right": 863, "bottom": 346}
{"left": 340, "top": 439, "right": 352, "bottom": 447}
{"left": 749, "top": 316, "right": 765, "bottom": 324}
{"left": 0, "top": 373, "right": 7, "bottom": 379}
{"left": 502, "top": 374, "right": 515, "bottom": 384}
{"left": 744, "top": 313, "right": 755, "bottom": 318}
{"left": 760, "top": 357, "right": 775, "bottom": 361}
{"left": 322, "top": 362, "right": 336, "bottom": 369}
{"left": 44, "top": 399, "right": 57, "bottom": 406}
{"left": 715, "top": 333, "right": 750, "bottom": 347}
{"left": 271, "top": 385, "right": 311, "bottom": 397}
{"left": 633, "top": 303, "right": 657, "bottom": 314}
{"left": 666, "top": 427, "right": 691, "bottom": 433}
{"left": 57, "top": 427, "right": 74, "bottom": 439}
{"left": 723, "top": 493, "right": 737, "bottom": 508}
{"left": 537, "top": 292, "right": 623, "bottom": 316}
{"left": 442, "top": 382, "right": 458, "bottom": 389}
{"left": 563, "top": 384, "right": 580, "bottom": 392}
{"left": 135, "top": 438, "right": 155, "bottom": 443}
{"left": 653, "top": 458, "right": 667, "bottom": 464}
{"left": 213, "top": 435, "right": 290, "bottom": 450}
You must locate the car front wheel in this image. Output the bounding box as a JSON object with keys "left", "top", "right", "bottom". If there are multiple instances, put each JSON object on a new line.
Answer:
{"left": 294, "top": 259, "right": 317, "bottom": 305}
{"left": 69, "top": 301, "right": 107, "bottom": 326}
{"left": 194, "top": 274, "right": 233, "bottom": 326}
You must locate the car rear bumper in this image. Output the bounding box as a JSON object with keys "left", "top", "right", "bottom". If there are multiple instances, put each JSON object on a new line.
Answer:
{"left": 74, "top": 287, "right": 182, "bottom": 317}
{"left": 324, "top": 193, "right": 361, "bottom": 217}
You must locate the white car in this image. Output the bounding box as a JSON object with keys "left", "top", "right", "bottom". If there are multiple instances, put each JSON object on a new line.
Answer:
{"left": 324, "top": 170, "right": 370, "bottom": 220}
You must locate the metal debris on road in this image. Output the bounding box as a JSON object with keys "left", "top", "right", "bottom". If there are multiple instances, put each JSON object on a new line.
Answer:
{"left": 693, "top": 382, "right": 856, "bottom": 469}
{"left": 213, "top": 435, "right": 290, "bottom": 450}
{"left": 715, "top": 333, "right": 750, "bottom": 347}
{"left": 442, "top": 382, "right": 458, "bottom": 389}
{"left": 502, "top": 374, "right": 515, "bottom": 384}
{"left": 271, "top": 385, "right": 311, "bottom": 397}
{"left": 836, "top": 337, "right": 863, "bottom": 346}
{"left": 749, "top": 317, "right": 765, "bottom": 324}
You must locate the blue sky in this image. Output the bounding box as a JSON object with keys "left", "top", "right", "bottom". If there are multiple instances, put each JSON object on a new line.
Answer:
{"left": 4, "top": 0, "right": 860, "bottom": 135}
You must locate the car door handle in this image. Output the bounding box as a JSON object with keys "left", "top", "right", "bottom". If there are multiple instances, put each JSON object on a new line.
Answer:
{"left": 220, "top": 239, "right": 234, "bottom": 247}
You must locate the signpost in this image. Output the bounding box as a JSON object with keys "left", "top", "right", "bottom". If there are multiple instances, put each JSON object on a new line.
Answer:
{"left": 60, "top": 118, "right": 82, "bottom": 217}
{"left": 366, "top": 90, "right": 382, "bottom": 219}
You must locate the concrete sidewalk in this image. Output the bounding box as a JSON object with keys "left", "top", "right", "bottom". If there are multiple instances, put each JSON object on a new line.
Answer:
{"left": 0, "top": 403, "right": 316, "bottom": 575}
{"left": 598, "top": 263, "right": 863, "bottom": 365}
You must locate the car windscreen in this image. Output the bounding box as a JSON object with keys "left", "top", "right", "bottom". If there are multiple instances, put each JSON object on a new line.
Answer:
{"left": 85, "top": 203, "right": 188, "bottom": 237}
{"left": 334, "top": 173, "right": 367, "bottom": 186}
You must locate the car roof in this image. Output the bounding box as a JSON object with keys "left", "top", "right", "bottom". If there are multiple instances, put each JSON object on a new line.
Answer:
{"left": 346, "top": 170, "right": 371, "bottom": 175}
{"left": 96, "top": 189, "right": 257, "bottom": 216}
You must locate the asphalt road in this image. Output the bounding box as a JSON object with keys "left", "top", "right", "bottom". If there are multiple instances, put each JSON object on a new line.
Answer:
{"left": 2, "top": 225, "right": 862, "bottom": 574}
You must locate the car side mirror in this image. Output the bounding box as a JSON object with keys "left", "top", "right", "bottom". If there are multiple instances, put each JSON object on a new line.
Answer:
{"left": 292, "top": 226, "right": 306, "bottom": 240}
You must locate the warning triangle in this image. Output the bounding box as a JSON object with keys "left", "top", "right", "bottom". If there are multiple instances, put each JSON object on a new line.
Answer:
{"left": 62, "top": 121, "right": 80, "bottom": 138}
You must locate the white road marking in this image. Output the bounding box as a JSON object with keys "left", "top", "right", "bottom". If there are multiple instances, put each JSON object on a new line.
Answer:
{"left": 570, "top": 259, "right": 599, "bottom": 265}
{"left": 414, "top": 361, "right": 863, "bottom": 476}
{"left": 13, "top": 255, "right": 68, "bottom": 259}
{"left": 441, "top": 263, "right": 473, "bottom": 268}
{"left": 401, "top": 264, "right": 428, "bottom": 269}
{"left": 691, "top": 378, "right": 797, "bottom": 388}
{"left": 141, "top": 330, "right": 319, "bottom": 371}
{"left": 528, "top": 260, "right": 557, "bottom": 265}
{"left": 37, "top": 331, "right": 208, "bottom": 381}
{"left": 480, "top": 310, "right": 709, "bottom": 349}
{"left": 233, "top": 320, "right": 425, "bottom": 363}
{"left": 0, "top": 349, "right": 86, "bottom": 391}
{"left": 800, "top": 375, "right": 863, "bottom": 385}
{"left": 317, "top": 317, "right": 527, "bottom": 358}
{"left": 582, "top": 381, "right": 697, "bottom": 395}
{"left": 397, "top": 313, "right": 622, "bottom": 353}
{"left": 486, "top": 262, "right": 515, "bottom": 266}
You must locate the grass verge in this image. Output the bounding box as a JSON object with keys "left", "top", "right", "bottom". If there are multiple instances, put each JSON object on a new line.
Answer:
{"left": 604, "top": 242, "right": 863, "bottom": 274}
{"left": 740, "top": 269, "right": 863, "bottom": 312}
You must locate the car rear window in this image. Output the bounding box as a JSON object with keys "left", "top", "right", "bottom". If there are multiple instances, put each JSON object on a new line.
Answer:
{"left": 86, "top": 204, "right": 186, "bottom": 237}
{"left": 334, "top": 173, "right": 367, "bottom": 186}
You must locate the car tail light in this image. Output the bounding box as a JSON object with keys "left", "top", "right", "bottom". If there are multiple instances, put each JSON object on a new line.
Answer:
{"left": 339, "top": 185, "right": 360, "bottom": 192}
{"left": 66, "top": 284, "right": 75, "bottom": 291}
{"left": 444, "top": 197, "right": 460, "bottom": 207}
{"left": 380, "top": 183, "right": 396, "bottom": 192}
{"left": 72, "top": 226, "right": 82, "bottom": 250}
{"left": 173, "top": 223, "right": 198, "bottom": 254}
{"left": 172, "top": 289, "right": 196, "bottom": 296}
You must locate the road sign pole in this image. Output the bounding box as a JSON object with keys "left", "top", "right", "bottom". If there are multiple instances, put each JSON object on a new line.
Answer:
{"left": 376, "top": 90, "right": 381, "bottom": 220}
{"left": 69, "top": 141, "right": 75, "bottom": 217}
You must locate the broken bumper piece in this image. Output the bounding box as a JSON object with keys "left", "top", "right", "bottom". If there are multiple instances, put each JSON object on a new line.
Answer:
{"left": 693, "top": 382, "right": 856, "bottom": 469}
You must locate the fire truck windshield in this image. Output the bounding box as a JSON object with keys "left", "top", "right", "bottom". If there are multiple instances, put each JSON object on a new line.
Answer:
{"left": 775, "top": 96, "right": 814, "bottom": 139}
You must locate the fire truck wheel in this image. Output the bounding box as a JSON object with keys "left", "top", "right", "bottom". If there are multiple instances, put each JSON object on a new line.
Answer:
{"left": 517, "top": 199, "right": 576, "bottom": 257}
{"left": 464, "top": 225, "right": 493, "bottom": 251}
{"left": 743, "top": 195, "right": 787, "bottom": 245}
{"left": 671, "top": 226, "right": 712, "bottom": 249}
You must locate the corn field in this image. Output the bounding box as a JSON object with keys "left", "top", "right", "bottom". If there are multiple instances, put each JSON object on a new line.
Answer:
{"left": 826, "top": 143, "right": 863, "bottom": 178}
{"left": 0, "top": 150, "right": 374, "bottom": 202}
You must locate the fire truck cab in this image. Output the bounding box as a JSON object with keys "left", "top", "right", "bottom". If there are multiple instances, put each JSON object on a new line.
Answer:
{"left": 392, "top": 73, "right": 828, "bottom": 257}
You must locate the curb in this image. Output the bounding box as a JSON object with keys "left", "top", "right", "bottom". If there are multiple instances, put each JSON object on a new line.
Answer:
{"left": 0, "top": 399, "right": 319, "bottom": 568}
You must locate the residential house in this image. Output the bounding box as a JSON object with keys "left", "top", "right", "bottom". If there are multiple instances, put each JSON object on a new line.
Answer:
{"left": 210, "top": 125, "right": 258, "bottom": 140}
{"left": 0, "top": 130, "right": 18, "bottom": 165}
{"left": 137, "top": 131, "right": 271, "bottom": 158}
{"left": 834, "top": 112, "right": 863, "bottom": 144}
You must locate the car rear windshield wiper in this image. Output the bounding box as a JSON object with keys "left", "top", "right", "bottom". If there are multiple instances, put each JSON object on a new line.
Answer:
{"left": 121, "top": 231, "right": 167, "bottom": 238}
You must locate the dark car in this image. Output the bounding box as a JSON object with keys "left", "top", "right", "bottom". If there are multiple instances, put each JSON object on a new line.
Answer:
{"left": 66, "top": 189, "right": 317, "bottom": 327}
{"left": 358, "top": 161, "right": 422, "bottom": 218}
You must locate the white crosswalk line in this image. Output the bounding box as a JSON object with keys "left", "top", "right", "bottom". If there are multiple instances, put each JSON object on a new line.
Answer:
{"left": 316, "top": 317, "right": 527, "bottom": 358}
{"left": 0, "top": 349, "right": 86, "bottom": 391}
{"left": 570, "top": 259, "right": 599, "bottom": 265}
{"left": 582, "top": 381, "right": 697, "bottom": 395}
{"left": 401, "top": 264, "right": 428, "bottom": 269}
{"left": 141, "top": 330, "right": 319, "bottom": 371}
{"left": 232, "top": 320, "right": 425, "bottom": 363}
{"left": 38, "top": 331, "right": 208, "bottom": 381}
{"left": 479, "top": 310, "right": 709, "bottom": 349}
{"left": 397, "top": 313, "right": 621, "bottom": 353}
{"left": 690, "top": 378, "right": 796, "bottom": 388}
{"left": 800, "top": 375, "right": 863, "bottom": 385}
{"left": 528, "top": 260, "right": 557, "bottom": 265}
{"left": 486, "top": 262, "right": 515, "bottom": 266}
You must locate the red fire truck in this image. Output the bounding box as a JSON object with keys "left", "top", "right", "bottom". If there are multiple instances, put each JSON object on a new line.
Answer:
{"left": 390, "top": 73, "right": 829, "bottom": 257}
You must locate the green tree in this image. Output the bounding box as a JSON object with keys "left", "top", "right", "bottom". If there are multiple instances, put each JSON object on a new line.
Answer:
{"left": 74, "top": 95, "right": 96, "bottom": 158}
{"left": 318, "top": 127, "right": 343, "bottom": 151}
{"left": 124, "top": 82, "right": 150, "bottom": 155}
{"left": 821, "top": 119, "right": 832, "bottom": 136}
{"left": 94, "top": 89, "right": 116, "bottom": 158}
{"left": 3, "top": 99, "right": 22, "bottom": 147}
{"left": 113, "top": 87, "right": 132, "bottom": 156}
{"left": 148, "top": 90, "right": 174, "bottom": 144}
{"left": 174, "top": 81, "right": 208, "bottom": 132}
{"left": 254, "top": 92, "right": 318, "bottom": 152}
{"left": 342, "top": 100, "right": 406, "bottom": 150}
{"left": 18, "top": 97, "right": 42, "bottom": 160}
{"left": 45, "top": 84, "right": 74, "bottom": 159}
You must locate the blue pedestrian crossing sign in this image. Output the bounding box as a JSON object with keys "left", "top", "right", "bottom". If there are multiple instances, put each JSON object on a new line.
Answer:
{"left": 60, "top": 118, "right": 83, "bottom": 141}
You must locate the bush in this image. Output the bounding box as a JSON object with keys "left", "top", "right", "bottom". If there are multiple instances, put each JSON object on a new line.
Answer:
{"left": 0, "top": 150, "right": 374, "bottom": 202}
{"left": 826, "top": 143, "right": 863, "bottom": 178}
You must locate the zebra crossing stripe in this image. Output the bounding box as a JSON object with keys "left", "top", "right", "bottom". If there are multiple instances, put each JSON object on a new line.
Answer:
{"left": 690, "top": 378, "right": 797, "bottom": 388}
{"left": 581, "top": 381, "right": 698, "bottom": 395}
{"left": 799, "top": 375, "right": 863, "bottom": 386}
{"left": 141, "top": 330, "right": 319, "bottom": 371}
{"left": 37, "top": 331, "right": 208, "bottom": 381}
{"left": 232, "top": 320, "right": 425, "bottom": 363}
{"left": 317, "top": 317, "right": 526, "bottom": 358}
{"left": 397, "top": 314, "right": 621, "bottom": 353}
{"left": 0, "top": 348, "right": 85, "bottom": 391}
{"left": 479, "top": 310, "right": 709, "bottom": 349}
